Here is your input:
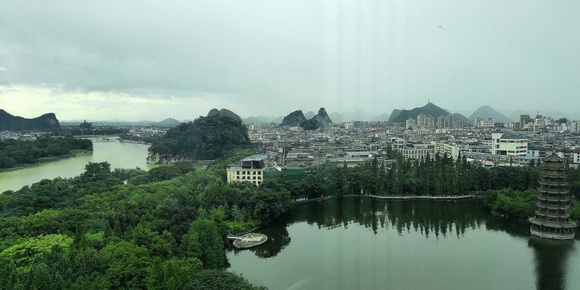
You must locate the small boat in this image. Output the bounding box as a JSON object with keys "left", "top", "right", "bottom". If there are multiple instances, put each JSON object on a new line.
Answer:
{"left": 228, "top": 233, "right": 268, "bottom": 249}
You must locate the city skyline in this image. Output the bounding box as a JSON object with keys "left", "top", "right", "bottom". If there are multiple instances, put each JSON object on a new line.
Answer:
{"left": 1, "top": 0, "right": 580, "bottom": 121}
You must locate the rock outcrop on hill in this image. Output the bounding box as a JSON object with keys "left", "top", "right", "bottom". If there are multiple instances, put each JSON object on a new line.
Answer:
{"left": 0, "top": 109, "right": 60, "bottom": 131}
{"left": 279, "top": 108, "right": 334, "bottom": 130}
{"left": 301, "top": 108, "right": 333, "bottom": 130}
{"left": 206, "top": 108, "right": 242, "bottom": 121}
{"left": 280, "top": 110, "right": 307, "bottom": 127}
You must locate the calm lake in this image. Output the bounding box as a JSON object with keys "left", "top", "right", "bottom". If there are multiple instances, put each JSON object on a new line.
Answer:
{"left": 0, "top": 137, "right": 150, "bottom": 193}
{"left": 227, "top": 197, "right": 580, "bottom": 290}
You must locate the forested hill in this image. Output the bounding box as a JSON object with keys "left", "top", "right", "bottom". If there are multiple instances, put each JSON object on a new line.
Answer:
{"left": 148, "top": 115, "right": 251, "bottom": 163}
{"left": 388, "top": 102, "right": 449, "bottom": 123}
{"left": 0, "top": 109, "right": 61, "bottom": 131}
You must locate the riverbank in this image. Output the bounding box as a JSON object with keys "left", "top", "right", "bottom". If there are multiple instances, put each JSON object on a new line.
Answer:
{"left": 0, "top": 149, "right": 93, "bottom": 172}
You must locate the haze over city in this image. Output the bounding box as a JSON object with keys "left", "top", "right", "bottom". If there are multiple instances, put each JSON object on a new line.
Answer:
{"left": 1, "top": 0, "right": 579, "bottom": 121}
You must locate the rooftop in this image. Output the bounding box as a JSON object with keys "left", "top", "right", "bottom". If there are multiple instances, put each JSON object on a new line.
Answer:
{"left": 501, "top": 135, "right": 527, "bottom": 140}
{"left": 243, "top": 154, "right": 266, "bottom": 161}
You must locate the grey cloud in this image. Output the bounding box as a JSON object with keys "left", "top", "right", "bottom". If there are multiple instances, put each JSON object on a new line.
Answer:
{"left": 1, "top": 0, "right": 579, "bottom": 117}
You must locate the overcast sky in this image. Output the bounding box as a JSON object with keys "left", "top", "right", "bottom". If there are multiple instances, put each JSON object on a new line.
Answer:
{"left": 1, "top": 0, "right": 579, "bottom": 121}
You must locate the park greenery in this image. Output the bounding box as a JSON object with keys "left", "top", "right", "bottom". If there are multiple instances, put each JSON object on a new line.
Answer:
{"left": 0, "top": 137, "right": 93, "bottom": 169}
{"left": 0, "top": 148, "right": 290, "bottom": 289}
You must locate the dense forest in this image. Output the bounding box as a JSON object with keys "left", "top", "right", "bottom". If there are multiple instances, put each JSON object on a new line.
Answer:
{"left": 0, "top": 149, "right": 289, "bottom": 289}
{"left": 0, "top": 137, "right": 93, "bottom": 169}
{"left": 148, "top": 115, "right": 251, "bottom": 162}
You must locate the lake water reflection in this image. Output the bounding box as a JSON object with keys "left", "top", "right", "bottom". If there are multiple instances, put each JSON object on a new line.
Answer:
{"left": 227, "top": 197, "right": 579, "bottom": 290}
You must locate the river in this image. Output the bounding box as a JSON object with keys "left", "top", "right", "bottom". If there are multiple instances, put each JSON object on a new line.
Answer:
{"left": 0, "top": 137, "right": 150, "bottom": 193}
{"left": 227, "top": 197, "right": 580, "bottom": 290}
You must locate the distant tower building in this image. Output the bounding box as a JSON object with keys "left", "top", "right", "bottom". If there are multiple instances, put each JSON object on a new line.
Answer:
{"left": 416, "top": 114, "right": 426, "bottom": 128}
{"left": 453, "top": 117, "right": 464, "bottom": 128}
{"left": 529, "top": 154, "right": 577, "bottom": 240}
{"left": 79, "top": 120, "right": 93, "bottom": 135}
{"left": 520, "top": 114, "right": 531, "bottom": 130}
{"left": 436, "top": 115, "right": 446, "bottom": 129}
{"left": 405, "top": 118, "right": 415, "bottom": 130}
{"left": 425, "top": 116, "right": 435, "bottom": 129}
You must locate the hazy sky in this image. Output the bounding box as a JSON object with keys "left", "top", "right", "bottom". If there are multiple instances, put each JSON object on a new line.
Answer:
{"left": 1, "top": 0, "right": 579, "bottom": 121}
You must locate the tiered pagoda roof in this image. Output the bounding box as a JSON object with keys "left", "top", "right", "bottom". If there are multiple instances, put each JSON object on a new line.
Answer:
{"left": 529, "top": 154, "right": 577, "bottom": 240}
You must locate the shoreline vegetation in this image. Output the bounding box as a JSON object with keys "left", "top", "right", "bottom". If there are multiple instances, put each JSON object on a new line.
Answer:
{"left": 0, "top": 149, "right": 279, "bottom": 289}
{"left": 272, "top": 152, "right": 580, "bottom": 223}
{"left": 0, "top": 149, "right": 93, "bottom": 173}
{"left": 0, "top": 137, "right": 93, "bottom": 171}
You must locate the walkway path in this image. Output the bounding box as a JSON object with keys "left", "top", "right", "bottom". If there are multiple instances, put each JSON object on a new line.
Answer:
{"left": 347, "top": 194, "right": 476, "bottom": 200}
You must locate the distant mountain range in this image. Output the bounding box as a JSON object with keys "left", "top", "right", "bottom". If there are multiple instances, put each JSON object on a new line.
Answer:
{"left": 243, "top": 116, "right": 274, "bottom": 124}
{"left": 372, "top": 113, "right": 391, "bottom": 122}
{"left": 329, "top": 111, "right": 392, "bottom": 122}
{"left": 157, "top": 118, "right": 182, "bottom": 127}
{"left": 61, "top": 104, "right": 575, "bottom": 126}
{"left": 0, "top": 109, "right": 60, "bottom": 131}
{"left": 244, "top": 110, "right": 391, "bottom": 124}
{"left": 388, "top": 102, "right": 450, "bottom": 123}
{"left": 468, "top": 106, "right": 513, "bottom": 123}
{"left": 304, "top": 111, "right": 316, "bottom": 119}
{"left": 452, "top": 113, "right": 472, "bottom": 126}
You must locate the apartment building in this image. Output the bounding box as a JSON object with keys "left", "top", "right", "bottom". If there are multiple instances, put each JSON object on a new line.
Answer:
{"left": 491, "top": 133, "right": 528, "bottom": 156}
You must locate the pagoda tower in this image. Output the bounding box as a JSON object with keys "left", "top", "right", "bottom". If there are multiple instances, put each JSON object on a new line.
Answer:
{"left": 529, "top": 154, "right": 577, "bottom": 240}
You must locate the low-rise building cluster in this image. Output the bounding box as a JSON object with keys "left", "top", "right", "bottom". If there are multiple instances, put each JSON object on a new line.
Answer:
{"left": 240, "top": 113, "right": 580, "bottom": 186}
